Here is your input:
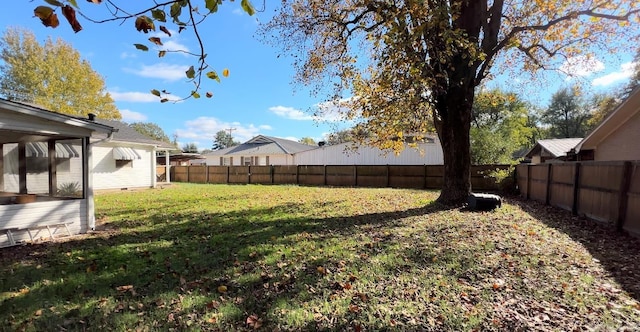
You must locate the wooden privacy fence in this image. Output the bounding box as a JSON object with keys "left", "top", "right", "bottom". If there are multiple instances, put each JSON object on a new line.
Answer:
{"left": 516, "top": 161, "right": 640, "bottom": 236}
{"left": 170, "top": 164, "right": 510, "bottom": 191}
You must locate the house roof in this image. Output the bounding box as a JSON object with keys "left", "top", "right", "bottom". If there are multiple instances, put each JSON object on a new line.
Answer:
{"left": 525, "top": 138, "right": 583, "bottom": 158}
{"left": 205, "top": 135, "right": 317, "bottom": 156}
{"left": 575, "top": 87, "right": 640, "bottom": 152}
{"left": 0, "top": 98, "right": 114, "bottom": 135}
{"left": 93, "top": 119, "right": 177, "bottom": 149}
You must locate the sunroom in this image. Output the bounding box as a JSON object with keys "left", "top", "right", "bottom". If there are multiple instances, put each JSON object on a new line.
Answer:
{"left": 0, "top": 98, "right": 114, "bottom": 247}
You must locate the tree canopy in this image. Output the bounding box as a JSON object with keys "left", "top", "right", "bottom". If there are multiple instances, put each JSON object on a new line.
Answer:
{"left": 0, "top": 27, "right": 120, "bottom": 119}
{"left": 470, "top": 89, "right": 534, "bottom": 165}
{"left": 130, "top": 122, "right": 171, "bottom": 143}
{"left": 542, "top": 87, "right": 591, "bottom": 138}
{"left": 262, "top": 0, "right": 640, "bottom": 204}
{"left": 182, "top": 142, "right": 199, "bottom": 153}
{"left": 212, "top": 130, "right": 240, "bottom": 150}
{"left": 298, "top": 137, "right": 317, "bottom": 146}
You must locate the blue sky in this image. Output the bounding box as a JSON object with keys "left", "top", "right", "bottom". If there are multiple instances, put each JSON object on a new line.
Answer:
{"left": 1, "top": 2, "right": 638, "bottom": 150}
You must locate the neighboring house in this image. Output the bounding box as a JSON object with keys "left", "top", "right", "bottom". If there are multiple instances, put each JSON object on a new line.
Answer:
{"left": 0, "top": 98, "right": 114, "bottom": 247}
{"left": 574, "top": 87, "right": 640, "bottom": 161}
{"left": 158, "top": 152, "right": 206, "bottom": 166}
{"left": 293, "top": 136, "right": 444, "bottom": 165}
{"left": 91, "top": 118, "right": 177, "bottom": 190}
{"left": 204, "top": 135, "right": 316, "bottom": 166}
{"left": 525, "top": 138, "right": 583, "bottom": 164}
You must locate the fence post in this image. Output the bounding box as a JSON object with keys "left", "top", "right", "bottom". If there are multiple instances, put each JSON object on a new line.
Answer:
{"left": 386, "top": 165, "right": 390, "bottom": 187}
{"left": 424, "top": 165, "right": 428, "bottom": 189}
{"left": 526, "top": 165, "right": 531, "bottom": 200}
{"left": 572, "top": 162, "right": 581, "bottom": 215}
{"left": 545, "top": 163, "right": 552, "bottom": 205}
{"left": 186, "top": 166, "right": 190, "bottom": 183}
{"left": 354, "top": 165, "right": 358, "bottom": 186}
{"left": 324, "top": 165, "right": 327, "bottom": 186}
{"left": 248, "top": 165, "right": 251, "bottom": 184}
{"left": 205, "top": 166, "right": 210, "bottom": 183}
{"left": 226, "top": 166, "right": 230, "bottom": 184}
{"left": 296, "top": 165, "right": 300, "bottom": 185}
{"left": 617, "top": 161, "right": 633, "bottom": 231}
{"left": 271, "top": 165, "right": 274, "bottom": 184}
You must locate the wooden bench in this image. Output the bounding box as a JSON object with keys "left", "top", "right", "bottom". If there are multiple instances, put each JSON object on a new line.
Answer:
{"left": 25, "top": 222, "right": 73, "bottom": 242}
{"left": 0, "top": 223, "right": 74, "bottom": 247}
{"left": 1, "top": 227, "right": 21, "bottom": 247}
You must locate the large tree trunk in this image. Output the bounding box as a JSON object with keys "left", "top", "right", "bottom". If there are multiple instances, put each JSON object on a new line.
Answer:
{"left": 435, "top": 85, "right": 474, "bottom": 205}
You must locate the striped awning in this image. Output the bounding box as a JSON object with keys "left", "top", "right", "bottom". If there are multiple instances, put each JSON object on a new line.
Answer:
{"left": 26, "top": 142, "right": 80, "bottom": 158}
{"left": 113, "top": 147, "right": 141, "bottom": 160}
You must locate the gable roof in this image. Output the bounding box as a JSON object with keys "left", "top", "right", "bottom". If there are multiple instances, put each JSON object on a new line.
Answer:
{"left": 93, "top": 119, "right": 177, "bottom": 149}
{"left": 205, "top": 135, "right": 317, "bottom": 156}
{"left": 575, "top": 87, "right": 640, "bottom": 152}
{"left": 525, "top": 138, "right": 583, "bottom": 158}
{"left": 0, "top": 98, "right": 114, "bottom": 135}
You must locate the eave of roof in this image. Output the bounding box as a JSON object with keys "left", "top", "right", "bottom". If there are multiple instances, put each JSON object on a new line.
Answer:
{"left": 575, "top": 87, "right": 640, "bottom": 152}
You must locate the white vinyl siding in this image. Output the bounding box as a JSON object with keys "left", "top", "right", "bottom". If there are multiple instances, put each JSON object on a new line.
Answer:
{"left": 92, "top": 144, "right": 155, "bottom": 190}
{"left": 0, "top": 199, "right": 87, "bottom": 247}
{"left": 595, "top": 111, "right": 640, "bottom": 161}
{"left": 293, "top": 142, "right": 443, "bottom": 165}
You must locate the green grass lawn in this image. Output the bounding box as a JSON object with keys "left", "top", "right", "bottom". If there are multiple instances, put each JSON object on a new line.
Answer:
{"left": 1, "top": 183, "right": 640, "bottom": 331}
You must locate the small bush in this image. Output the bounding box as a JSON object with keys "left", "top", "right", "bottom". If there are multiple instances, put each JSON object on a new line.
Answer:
{"left": 57, "top": 181, "right": 82, "bottom": 197}
{"left": 484, "top": 166, "right": 517, "bottom": 195}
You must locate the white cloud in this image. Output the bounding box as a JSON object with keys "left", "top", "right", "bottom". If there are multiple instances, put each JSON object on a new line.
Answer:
{"left": 151, "top": 30, "right": 190, "bottom": 54}
{"left": 592, "top": 61, "right": 637, "bottom": 87}
{"left": 120, "top": 52, "right": 137, "bottom": 59}
{"left": 269, "top": 99, "right": 353, "bottom": 123}
{"left": 109, "top": 91, "right": 182, "bottom": 103}
{"left": 174, "top": 117, "right": 272, "bottom": 147}
{"left": 560, "top": 55, "right": 605, "bottom": 77}
{"left": 119, "top": 109, "right": 147, "bottom": 122}
{"left": 314, "top": 98, "right": 354, "bottom": 122}
{"left": 125, "top": 63, "right": 190, "bottom": 81}
{"left": 269, "top": 106, "right": 314, "bottom": 120}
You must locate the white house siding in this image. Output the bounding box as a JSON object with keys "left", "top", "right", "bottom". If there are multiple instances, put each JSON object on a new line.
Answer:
{"left": 206, "top": 154, "right": 295, "bottom": 166}
{"left": 293, "top": 142, "right": 444, "bottom": 165}
{"left": 266, "top": 155, "right": 295, "bottom": 165}
{"left": 0, "top": 199, "right": 87, "bottom": 247}
{"left": 594, "top": 111, "right": 640, "bottom": 161}
{"left": 92, "top": 144, "right": 155, "bottom": 190}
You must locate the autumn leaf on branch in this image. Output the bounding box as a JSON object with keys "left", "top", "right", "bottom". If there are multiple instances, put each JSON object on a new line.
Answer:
{"left": 61, "top": 5, "right": 82, "bottom": 32}
{"left": 31, "top": 0, "right": 257, "bottom": 102}
{"left": 34, "top": 6, "right": 59, "bottom": 28}
{"left": 135, "top": 16, "right": 155, "bottom": 33}
{"left": 159, "top": 26, "right": 171, "bottom": 37}
{"left": 149, "top": 37, "right": 163, "bottom": 46}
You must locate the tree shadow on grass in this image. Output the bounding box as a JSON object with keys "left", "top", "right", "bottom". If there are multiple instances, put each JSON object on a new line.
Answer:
{"left": 512, "top": 197, "right": 640, "bottom": 301}
{"left": 0, "top": 200, "right": 447, "bottom": 331}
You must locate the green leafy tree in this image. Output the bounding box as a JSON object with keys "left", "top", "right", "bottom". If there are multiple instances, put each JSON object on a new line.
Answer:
{"left": 470, "top": 89, "right": 534, "bottom": 165}
{"left": 585, "top": 93, "right": 619, "bottom": 131}
{"left": 298, "top": 137, "right": 316, "bottom": 146}
{"left": 212, "top": 130, "right": 240, "bottom": 150}
{"left": 262, "top": 0, "right": 639, "bottom": 204}
{"left": 543, "top": 87, "right": 591, "bottom": 138}
{"left": 182, "top": 142, "right": 199, "bottom": 153}
{"left": 326, "top": 128, "right": 371, "bottom": 146}
{"left": 0, "top": 27, "right": 120, "bottom": 119}
{"left": 624, "top": 48, "right": 640, "bottom": 97}
{"left": 130, "top": 122, "right": 171, "bottom": 143}
{"left": 30, "top": 0, "right": 257, "bottom": 101}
